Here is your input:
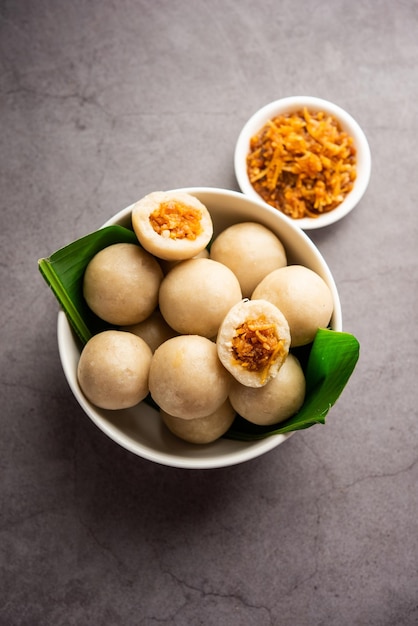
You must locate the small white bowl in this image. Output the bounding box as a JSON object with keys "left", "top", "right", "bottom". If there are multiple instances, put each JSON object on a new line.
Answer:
{"left": 57, "top": 187, "right": 342, "bottom": 469}
{"left": 234, "top": 96, "right": 371, "bottom": 230}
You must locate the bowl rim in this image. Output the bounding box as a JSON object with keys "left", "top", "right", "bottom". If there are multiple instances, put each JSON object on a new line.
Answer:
{"left": 234, "top": 95, "right": 371, "bottom": 230}
{"left": 58, "top": 186, "right": 342, "bottom": 469}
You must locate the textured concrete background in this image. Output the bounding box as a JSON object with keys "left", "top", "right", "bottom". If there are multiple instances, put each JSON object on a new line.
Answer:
{"left": 1, "top": 1, "right": 417, "bottom": 624}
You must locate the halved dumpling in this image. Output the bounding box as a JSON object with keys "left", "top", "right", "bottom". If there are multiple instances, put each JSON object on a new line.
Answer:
{"left": 217, "top": 299, "right": 290, "bottom": 388}
{"left": 131, "top": 190, "right": 213, "bottom": 261}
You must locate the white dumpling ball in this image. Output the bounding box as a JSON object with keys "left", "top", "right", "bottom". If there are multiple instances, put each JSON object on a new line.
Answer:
{"left": 149, "top": 335, "right": 231, "bottom": 419}
{"left": 121, "top": 309, "right": 177, "bottom": 352}
{"left": 252, "top": 265, "right": 334, "bottom": 347}
{"left": 159, "top": 258, "right": 242, "bottom": 338}
{"left": 210, "top": 221, "right": 287, "bottom": 297}
{"left": 77, "top": 330, "right": 152, "bottom": 410}
{"left": 216, "top": 298, "right": 290, "bottom": 388}
{"left": 159, "top": 247, "right": 209, "bottom": 275}
{"left": 83, "top": 243, "right": 163, "bottom": 326}
{"left": 131, "top": 190, "right": 213, "bottom": 261}
{"left": 229, "top": 353, "right": 306, "bottom": 426}
{"left": 160, "top": 399, "right": 236, "bottom": 444}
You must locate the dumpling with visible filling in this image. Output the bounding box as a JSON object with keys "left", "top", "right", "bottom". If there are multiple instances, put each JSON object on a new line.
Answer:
{"left": 216, "top": 299, "right": 290, "bottom": 388}
{"left": 131, "top": 190, "right": 213, "bottom": 261}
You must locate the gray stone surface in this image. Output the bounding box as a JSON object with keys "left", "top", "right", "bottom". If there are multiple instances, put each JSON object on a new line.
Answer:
{"left": 1, "top": 1, "right": 417, "bottom": 624}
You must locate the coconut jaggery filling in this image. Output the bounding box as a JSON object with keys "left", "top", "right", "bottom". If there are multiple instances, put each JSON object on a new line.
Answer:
{"left": 247, "top": 108, "right": 357, "bottom": 219}
{"left": 149, "top": 200, "right": 203, "bottom": 240}
{"left": 231, "top": 315, "right": 287, "bottom": 379}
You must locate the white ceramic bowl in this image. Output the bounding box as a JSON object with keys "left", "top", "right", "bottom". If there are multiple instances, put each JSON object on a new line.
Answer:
{"left": 234, "top": 96, "right": 371, "bottom": 230}
{"left": 57, "top": 187, "right": 342, "bottom": 469}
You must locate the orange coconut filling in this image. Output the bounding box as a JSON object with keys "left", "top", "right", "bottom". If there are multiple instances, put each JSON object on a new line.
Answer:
{"left": 231, "top": 316, "right": 287, "bottom": 382}
{"left": 247, "top": 108, "right": 357, "bottom": 219}
{"left": 149, "top": 200, "right": 203, "bottom": 240}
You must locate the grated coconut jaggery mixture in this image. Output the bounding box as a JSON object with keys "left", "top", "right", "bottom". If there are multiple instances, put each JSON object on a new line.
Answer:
{"left": 150, "top": 200, "right": 203, "bottom": 240}
{"left": 247, "top": 108, "right": 357, "bottom": 219}
{"left": 231, "top": 315, "right": 287, "bottom": 381}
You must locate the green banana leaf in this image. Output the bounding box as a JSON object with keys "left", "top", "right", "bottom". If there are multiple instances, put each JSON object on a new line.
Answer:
{"left": 38, "top": 226, "right": 360, "bottom": 439}
{"left": 225, "top": 328, "right": 359, "bottom": 440}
